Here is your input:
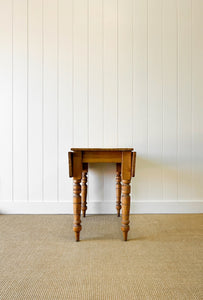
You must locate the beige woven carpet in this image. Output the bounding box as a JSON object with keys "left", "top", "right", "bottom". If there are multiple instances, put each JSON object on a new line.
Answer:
{"left": 0, "top": 214, "right": 202, "bottom": 300}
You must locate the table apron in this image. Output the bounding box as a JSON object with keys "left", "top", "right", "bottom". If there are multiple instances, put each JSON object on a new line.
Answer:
{"left": 82, "top": 151, "right": 122, "bottom": 163}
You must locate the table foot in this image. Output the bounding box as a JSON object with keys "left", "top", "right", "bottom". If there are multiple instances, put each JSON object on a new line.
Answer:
{"left": 75, "top": 232, "right": 80, "bottom": 242}
{"left": 122, "top": 231, "right": 128, "bottom": 241}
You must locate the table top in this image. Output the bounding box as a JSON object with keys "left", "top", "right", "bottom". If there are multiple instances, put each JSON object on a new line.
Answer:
{"left": 71, "top": 148, "right": 134, "bottom": 152}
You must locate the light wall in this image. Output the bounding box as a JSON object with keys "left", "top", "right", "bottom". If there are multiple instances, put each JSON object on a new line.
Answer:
{"left": 0, "top": 0, "right": 202, "bottom": 214}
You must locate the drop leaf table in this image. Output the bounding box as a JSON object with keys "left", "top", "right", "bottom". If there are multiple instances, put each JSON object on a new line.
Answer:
{"left": 68, "top": 148, "right": 136, "bottom": 241}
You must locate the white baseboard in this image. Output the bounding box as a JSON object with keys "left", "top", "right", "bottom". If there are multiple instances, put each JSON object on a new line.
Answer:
{"left": 0, "top": 201, "right": 202, "bottom": 214}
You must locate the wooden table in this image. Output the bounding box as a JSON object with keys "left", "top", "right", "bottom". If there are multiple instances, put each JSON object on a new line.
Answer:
{"left": 68, "top": 148, "right": 136, "bottom": 241}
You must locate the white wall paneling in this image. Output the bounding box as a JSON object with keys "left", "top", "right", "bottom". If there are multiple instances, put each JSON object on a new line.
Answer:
{"left": 103, "top": 0, "right": 117, "bottom": 147}
{"left": 162, "top": 0, "right": 178, "bottom": 202}
{"left": 73, "top": 0, "right": 88, "bottom": 146}
{"left": 28, "top": 0, "right": 43, "bottom": 202}
{"left": 13, "top": 0, "right": 28, "bottom": 201}
{"left": 117, "top": 0, "right": 133, "bottom": 147}
{"left": 177, "top": 0, "right": 192, "bottom": 201}
{"left": 0, "top": 0, "right": 12, "bottom": 202}
{"left": 148, "top": 0, "right": 163, "bottom": 202}
{"left": 0, "top": 0, "right": 202, "bottom": 213}
{"left": 58, "top": 0, "right": 73, "bottom": 202}
{"left": 43, "top": 0, "right": 58, "bottom": 202}
{"left": 192, "top": 0, "right": 203, "bottom": 201}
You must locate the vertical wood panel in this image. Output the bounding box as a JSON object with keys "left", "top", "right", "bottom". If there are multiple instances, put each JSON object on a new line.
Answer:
{"left": 89, "top": 0, "right": 103, "bottom": 147}
{"left": 28, "top": 0, "right": 43, "bottom": 202}
{"left": 73, "top": 0, "right": 88, "bottom": 146}
{"left": 132, "top": 0, "right": 148, "bottom": 201}
{"left": 13, "top": 0, "right": 28, "bottom": 201}
{"left": 43, "top": 0, "right": 58, "bottom": 201}
{"left": 162, "top": 0, "right": 178, "bottom": 201}
{"left": 178, "top": 0, "right": 192, "bottom": 200}
{"left": 103, "top": 0, "right": 117, "bottom": 147}
{"left": 88, "top": 0, "right": 104, "bottom": 203}
{"left": 148, "top": 0, "right": 163, "bottom": 201}
{"left": 117, "top": 0, "right": 133, "bottom": 147}
{"left": 192, "top": 0, "right": 203, "bottom": 200}
{"left": 0, "top": 0, "right": 12, "bottom": 201}
{"left": 58, "top": 0, "right": 73, "bottom": 202}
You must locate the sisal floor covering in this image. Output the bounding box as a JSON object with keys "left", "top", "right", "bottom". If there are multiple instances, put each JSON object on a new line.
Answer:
{"left": 0, "top": 214, "right": 202, "bottom": 300}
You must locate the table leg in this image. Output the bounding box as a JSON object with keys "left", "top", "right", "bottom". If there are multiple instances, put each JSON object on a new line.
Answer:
{"left": 116, "top": 163, "right": 121, "bottom": 217}
{"left": 121, "top": 179, "right": 131, "bottom": 241}
{"left": 81, "top": 164, "right": 88, "bottom": 217}
{"left": 73, "top": 178, "right": 82, "bottom": 241}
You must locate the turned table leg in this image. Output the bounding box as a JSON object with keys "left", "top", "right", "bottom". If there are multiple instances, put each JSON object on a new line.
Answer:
{"left": 121, "top": 151, "right": 132, "bottom": 241}
{"left": 81, "top": 163, "right": 88, "bottom": 217}
{"left": 121, "top": 179, "right": 131, "bottom": 241}
{"left": 116, "top": 163, "right": 121, "bottom": 217}
{"left": 73, "top": 178, "right": 82, "bottom": 241}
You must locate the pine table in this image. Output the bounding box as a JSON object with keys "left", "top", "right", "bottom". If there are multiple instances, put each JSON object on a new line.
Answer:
{"left": 68, "top": 148, "right": 136, "bottom": 241}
